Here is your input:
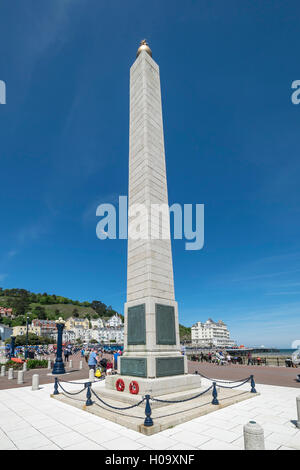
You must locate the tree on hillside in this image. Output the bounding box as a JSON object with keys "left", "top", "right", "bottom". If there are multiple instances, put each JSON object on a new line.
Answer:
{"left": 5, "top": 332, "right": 52, "bottom": 346}
{"left": 91, "top": 300, "right": 107, "bottom": 316}
{"left": 7, "top": 291, "right": 30, "bottom": 316}
{"left": 106, "top": 305, "right": 118, "bottom": 317}
{"left": 179, "top": 324, "right": 191, "bottom": 343}
{"left": 72, "top": 308, "right": 79, "bottom": 318}
{"left": 2, "top": 317, "right": 12, "bottom": 327}
{"left": 33, "top": 306, "right": 47, "bottom": 320}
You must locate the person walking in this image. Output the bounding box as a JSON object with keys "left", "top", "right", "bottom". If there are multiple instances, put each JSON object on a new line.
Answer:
{"left": 64, "top": 348, "right": 69, "bottom": 362}
{"left": 88, "top": 348, "right": 99, "bottom": 372}
{"left": 247, "top": 351, "right": 252, "bottom": 366}
{"left": 84, "top": 349, "right": 89, "bottom": 363}
{"left": 113, "top": 350, "right": 120, "bottom": 370}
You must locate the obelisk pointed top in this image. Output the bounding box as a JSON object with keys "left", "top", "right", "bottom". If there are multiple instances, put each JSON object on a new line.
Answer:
{"left": 136, "top": 39, "right": 152, "bottom": 58}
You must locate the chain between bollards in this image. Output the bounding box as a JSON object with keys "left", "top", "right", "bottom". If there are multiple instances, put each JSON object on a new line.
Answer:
{"left": 85, "top": 382, "right": 93, "bottom": 406}
{"left": 144, "top": 394, "right": 153, "bottom": 427}
{"left": 211, "top": 381, "right": 219, "bottom": 405}
{"left": 250, "top": 375, "right": 257, "bottom": 393}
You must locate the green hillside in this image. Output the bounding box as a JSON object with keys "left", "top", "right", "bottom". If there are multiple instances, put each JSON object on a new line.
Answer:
{"left": 0, "top": 288, "right": 120, "bottom": 327}
{"left": 179, "top": 324, "right": 191, "bottom": 342}
{"left": 0, "top": 288, "right": 191, "bottom": 341}
{"left": 29, "top": 303, "right": 98, "bottom": 319}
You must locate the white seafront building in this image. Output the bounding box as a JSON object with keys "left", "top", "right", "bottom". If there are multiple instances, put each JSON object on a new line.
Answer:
{"left": 191, "top": 318, "right": 236, "bottom": 348}
{"left": 105, "top": 314, "right": 123, "bottom": 328}
{"left": 90, "top": 318, "right": 105, "bottom": 329}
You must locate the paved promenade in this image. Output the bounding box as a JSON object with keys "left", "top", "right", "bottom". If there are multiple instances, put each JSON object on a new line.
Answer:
{"left": 189, "top": 362, "right": 300, "bottom": 389}
{"left": 0, "top": 377, "right": 299, "bottom": 450}
{"left": 1, "top": 356, "right": 299, "bottom": 390}
{"left": 0, "top": 356, "right": 90, "bottom": 390}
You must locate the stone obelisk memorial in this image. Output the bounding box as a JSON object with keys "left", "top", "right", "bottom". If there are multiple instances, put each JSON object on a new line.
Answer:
{"left": 106, "top": 41, "right": 200, "bottom": 396}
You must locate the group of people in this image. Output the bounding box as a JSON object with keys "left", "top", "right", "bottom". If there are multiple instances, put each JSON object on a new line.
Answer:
{"left": 80, "top": 347, "right": 122, "bottom": 376}
{"left": 192, "top": 350, "right": 230, "bottom": 364}
{"left": 191, "top": 350, "right": 243, "bottom": 365}
{"left": 5, "top": 345, "right": 45, "bottom": 360}
{"left": 191, "top": 350, "right": 268, "bottom": 366}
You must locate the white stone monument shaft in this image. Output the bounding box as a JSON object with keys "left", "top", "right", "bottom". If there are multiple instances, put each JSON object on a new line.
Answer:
{"left": 107, "top": 42, "right": 200, "bottom": 395}
{"left": 120, "top": 42, "right": 184, "bottom": 380}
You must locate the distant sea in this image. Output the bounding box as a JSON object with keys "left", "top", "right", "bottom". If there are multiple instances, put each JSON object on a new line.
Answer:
{"left": 264, "top": 349, "right": 298, "bottom": 356}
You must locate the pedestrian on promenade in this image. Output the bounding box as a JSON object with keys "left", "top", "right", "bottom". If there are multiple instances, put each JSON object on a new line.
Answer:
{"left": 106, "top": 360, "right": 113, "bottom": 375}
{"left": 247, "top": 351, "right": 252, "bottom": 365}
{"left": 84, "top": 349, "right": 89, "bottom": 363}
{"left": 88, "top": 348, "right": 99, "bottom": 372}
{"left": 113, "top": 350, "right": 120, "bottom": 370}
{"left": 63, "top": 348, "right": 70, "bottom": 362}
{"left": 28, "top": 348, "right": 35, "bottom": 359}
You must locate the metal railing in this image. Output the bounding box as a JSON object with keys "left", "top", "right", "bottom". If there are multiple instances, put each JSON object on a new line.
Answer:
{"left": 52, "top": 372, "right": 257, "bottom": 428}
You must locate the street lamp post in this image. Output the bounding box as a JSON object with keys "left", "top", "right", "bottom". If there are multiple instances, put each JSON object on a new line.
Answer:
{"left": 25, "top": 314, "right": 30, "bottom": 360}
{"left": 52, "top": 317, "right": 66, "bottom": 375}
{"left": 10, "top": 336, "right": 16, "bottom": 358}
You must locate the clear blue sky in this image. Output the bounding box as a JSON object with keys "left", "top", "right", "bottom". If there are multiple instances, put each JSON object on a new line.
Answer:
{"left": 1, "top": 1, "right": 300, "bottom": 348}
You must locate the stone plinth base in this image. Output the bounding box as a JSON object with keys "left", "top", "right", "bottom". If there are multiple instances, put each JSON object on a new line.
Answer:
{"left": 105, "top": 374, "right": 201, "bottom": 397}
{"left": 52, "top": 381, "right": 258, "bottom": 435}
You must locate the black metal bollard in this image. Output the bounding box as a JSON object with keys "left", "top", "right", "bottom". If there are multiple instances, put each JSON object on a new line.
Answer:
{"left": 211, "top": 382, "right": 219, "bottom": 405}
{"left": 53, "top": 377, "right": 59, "bottom": 395}
{"left": 85, "top": 382, "right": 93, "bottom": 406}
{"left": 144, "top": 395, "right": 153, "bottom": 427}
{"left": 250, "top": 375, "right": 257, "bottom": 393}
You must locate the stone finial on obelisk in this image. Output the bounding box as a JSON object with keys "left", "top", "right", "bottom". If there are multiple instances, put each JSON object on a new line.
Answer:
{"left": 136, "top": 39, "right": 152, "bottom": 58}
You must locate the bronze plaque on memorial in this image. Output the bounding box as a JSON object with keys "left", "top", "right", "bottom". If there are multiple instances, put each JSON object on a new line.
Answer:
{"left": 155, "top": 304, "right": 176, "bottom": 345}
{"left": 127, "top": 303, "right": 146, "bottom": 345}
{"left": 120, "top": 357, "right": 147, "bottom": 377}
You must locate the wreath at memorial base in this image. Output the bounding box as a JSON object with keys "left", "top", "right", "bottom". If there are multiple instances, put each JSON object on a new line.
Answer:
{"left": 116, "top": 378, "right": 125, "bottom": 392}
{"left": 129, "top": 380, "right": 139, "bottom": 395}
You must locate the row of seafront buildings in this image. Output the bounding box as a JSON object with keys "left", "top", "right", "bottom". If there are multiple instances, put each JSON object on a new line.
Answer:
{"left": 2, "top": 305, "right": 235, "bottom": 348}
{"left": 11, "top": 314, "right": 124, "bottom": 344}
{"left": 191, "top": 318, "right": 236, "bottom": 348}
